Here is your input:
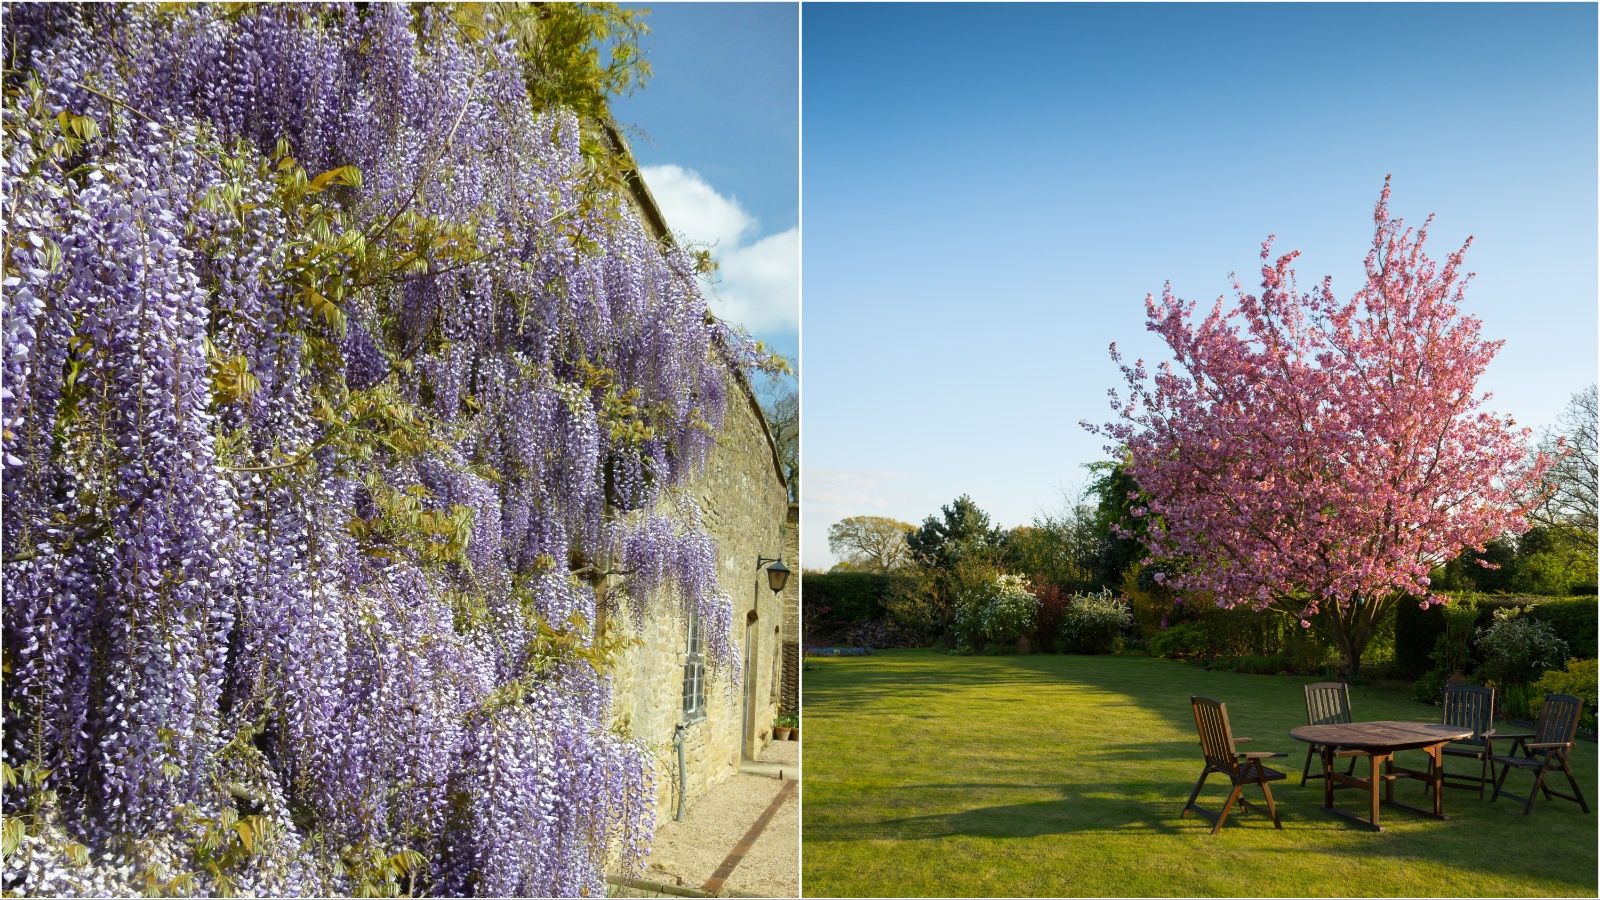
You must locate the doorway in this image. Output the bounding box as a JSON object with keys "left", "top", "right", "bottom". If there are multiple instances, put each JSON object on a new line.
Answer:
{"left": 741, "top": 610, "right": 759, "bottom": 760}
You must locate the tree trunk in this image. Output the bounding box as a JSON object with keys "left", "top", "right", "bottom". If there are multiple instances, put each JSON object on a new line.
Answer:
{"left": 1323, "top": 608, "right": 1369, "bottom": 681}
{"left": 1324, "top": 597, "right": 1387, "bottom": 682}
{"left": 1342, "top": 647, "right": 1363, "bottom": 681}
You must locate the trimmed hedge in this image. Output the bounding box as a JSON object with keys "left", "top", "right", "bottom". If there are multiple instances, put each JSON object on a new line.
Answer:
{"left": 1394, "top": 599, "right": 1449, "bottom": 679}
{"left": 802, "top": 571, "right": 909, "bottom": 624}
{"left": 1531, "top": 597, "right": 1598, "bottom": 659}
{"left": 1394, "top": 594, "right": 1597, "bottom": 679}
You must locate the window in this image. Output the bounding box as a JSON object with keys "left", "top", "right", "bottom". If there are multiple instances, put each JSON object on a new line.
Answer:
{"left": 682, "top": 612, "right": 706, "bottom": 721}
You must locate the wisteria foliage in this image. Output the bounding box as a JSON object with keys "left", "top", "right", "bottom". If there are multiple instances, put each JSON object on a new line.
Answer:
{"left": 1, "top": 4, "right": 754, "bottom": 896}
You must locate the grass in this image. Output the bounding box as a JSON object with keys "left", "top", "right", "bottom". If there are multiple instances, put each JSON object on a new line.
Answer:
{"left": 800, "top": 650, "right": 1598, "bottom": 897}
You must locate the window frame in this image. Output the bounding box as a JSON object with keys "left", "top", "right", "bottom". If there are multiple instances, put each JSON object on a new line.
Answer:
{"left": 682, "top": 611, "right": 706, "bottom": 722}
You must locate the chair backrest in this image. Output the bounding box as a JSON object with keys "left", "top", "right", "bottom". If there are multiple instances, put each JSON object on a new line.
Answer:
{"left": 1534, "top": 693, "right": 1584, "bottom": 748}
{"left": 1304, "top": 682, "right": 1353, "bottom": 726}
{"left": 1441, "top": 684, "right": 1495, "bottom": 743}
{"left": 1191, "top": 695, "right": 1239, "bottom": 772}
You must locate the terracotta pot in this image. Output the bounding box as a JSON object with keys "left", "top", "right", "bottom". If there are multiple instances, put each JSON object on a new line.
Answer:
{"left": 789, "top": 727, "right": 799, "bottom": 741}
{"left": 774, "top": 726, "right": 791, "bottom": 741}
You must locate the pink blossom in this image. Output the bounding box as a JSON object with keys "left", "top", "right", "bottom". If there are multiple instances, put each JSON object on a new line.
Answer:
{"left": 1087, "top": 179, "right": 1556, "bottom": 668}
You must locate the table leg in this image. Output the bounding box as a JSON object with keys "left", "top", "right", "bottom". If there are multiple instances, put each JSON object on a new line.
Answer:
{"left": 1429, "top": 745, "right": 1444, "bottom": 817}
{"left": 1384, "top": 754, "right": 1394, "bottom": 804}
{"left": 1322, "top": 745, "right": 1335, "bottom": 809}
{"left": 1369, "top": 753, "right": 1382, "bottom": 828}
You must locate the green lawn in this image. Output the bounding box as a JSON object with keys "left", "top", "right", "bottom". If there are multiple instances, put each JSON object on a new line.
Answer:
{"left": 801, "top": 651, "right": 1598, "bottom": 897}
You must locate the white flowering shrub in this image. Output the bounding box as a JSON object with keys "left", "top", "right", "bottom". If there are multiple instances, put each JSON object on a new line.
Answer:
{"left": 1058, "top": 590, "right": 1133, "bottom": 655}
{"left": 953, "top": 573, "right": 1040, "bottom": 653}
{"left": 1476, "top": 607, "right": 1569, "bottom": 716}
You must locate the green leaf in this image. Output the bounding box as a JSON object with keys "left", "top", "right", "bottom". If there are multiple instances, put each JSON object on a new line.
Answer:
{"left": 2, "top": 816, "right": 24, "bottom": 857}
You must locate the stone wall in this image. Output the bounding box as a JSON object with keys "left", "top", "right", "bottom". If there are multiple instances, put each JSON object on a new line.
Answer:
{"left": 608, "top": 363, "right": 789, "bottom": 820}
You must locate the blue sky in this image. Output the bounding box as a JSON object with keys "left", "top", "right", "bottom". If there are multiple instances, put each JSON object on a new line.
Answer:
{"left": 802, "top": 2, "right": 1599, "bottom": 568}
{"left": 611, "top": 2, "right": 799, "bottom": 391}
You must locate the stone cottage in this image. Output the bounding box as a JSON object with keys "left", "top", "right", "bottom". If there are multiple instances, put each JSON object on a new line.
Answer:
{"left": 600, "top": 121, "right": 794, "bottom": 820}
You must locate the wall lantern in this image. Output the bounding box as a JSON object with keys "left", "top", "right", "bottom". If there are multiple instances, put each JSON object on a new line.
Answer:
{"left": 757, "top": 556, "right": 791, "bottom": 595}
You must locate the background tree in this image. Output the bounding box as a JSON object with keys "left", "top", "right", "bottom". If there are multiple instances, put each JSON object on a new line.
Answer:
{"left": 906, "top": 494, "right": 1004, "bottom": 570}
{"left": 1004, "top": 510, "right": 1096, "bottom": 592}
{"left": 1431, "top": 536, "right": 1519, "bottom": 594}
{"left": 1090, "top": 180, "right": 1555, "bottom": 677}
{"left": 1507, "top": 525, "right": 1594, "bottom": 595}
{"left": 1083, "top": 462, "right": 1148, "bottom": 590}
{"left": 827, "top": 515, "right": 914, "bottom": 572}
{"left": 902, "top": 494, "right": 1005, "bottom": 642}
{"left": 763, "top": 385, "right": 798, "bottom": 503}
{"left": 1533, "top": 384, "right": 1597, "bottom": 575}
{"left": 1003, "top": 523, "right": 1086, "bottom": 591}
{"left": 996, "top": 464, "right": 1151, "bottom": 596}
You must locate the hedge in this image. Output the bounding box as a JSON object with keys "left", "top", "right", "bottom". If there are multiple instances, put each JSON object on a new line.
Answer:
{"left": 1393, "top": 593, "right": 1597, "bottom": 679}
{"left": 802, "top": 571, "right": 909, "bottom": 624}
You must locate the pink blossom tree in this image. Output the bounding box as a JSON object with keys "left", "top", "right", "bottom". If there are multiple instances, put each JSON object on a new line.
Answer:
{"left": 1088, "top": 179, "right": 1556, "bottom": 677}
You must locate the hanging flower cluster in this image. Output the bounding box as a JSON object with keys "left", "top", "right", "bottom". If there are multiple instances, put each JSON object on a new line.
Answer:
{"left": 2, "top": 4, "right": 759, "bottom": 896}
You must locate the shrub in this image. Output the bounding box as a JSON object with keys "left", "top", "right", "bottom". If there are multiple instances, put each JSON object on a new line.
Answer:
{"left": 1058, "top": 590, "right": 1133, "bottom": 655}
{"left": 880, "top": 571, "right": 945, "bottom": 644}
{"left": 1476, "top": 608, "right": 1569, "bottom": 717}
{"left": 1122, "top": 563, "right": 1176, "bottom": 638}
{"left": 1430, "top": 597, "right": 1479, "bottom": 676}
{"left": 1031, "top": 583, "right": 1074, "bottom": 652}
{"left": 1531, "top": 658, "right": 1599, "bottom": 725}
{"left": 1412, "top": 667, "right": 1451, "bottom": 705}
{"left": 1395, "top": 593, "right": 1596, "bottom": 680}
{"left": 952, "top": 573, "right": 1039, "bottom": 654}
{"left": 980, "top": 575, "right": 1042, "bottom": 646}
{"left": 838, "top": 619, "right": 917, "bottom": 650}
{"left": 1411, "top": 597, "right": 1482, "bottom": 704}
{"left": 1148, "top": 623, "right": 1207, "bottom": 659}
{"left": 1282, "top": 625, "right": 1336, "bottom": 674}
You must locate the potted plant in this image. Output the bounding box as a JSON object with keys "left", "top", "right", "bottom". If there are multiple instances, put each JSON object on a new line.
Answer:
{"left": 788, "top": 713, "right": 800, "bottom": 741}
{"left": 775, "top": 712, "right": 797, "bottom": 741}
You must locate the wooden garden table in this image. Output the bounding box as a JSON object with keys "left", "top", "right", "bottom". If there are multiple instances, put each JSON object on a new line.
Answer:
{"left": 1289, "top": 721, "right": 1473, "bottom": 831}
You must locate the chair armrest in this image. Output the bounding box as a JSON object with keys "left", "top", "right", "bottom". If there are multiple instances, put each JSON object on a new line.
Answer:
{"left": 1233, "top": 737, "right": 1253, "bottom": 744}
{"left": 1240, "top": 751, "right": 1287, "bottom": 759}
{"left": 1496, "top": 731, "right": 1535, "bottom": 741}
{"left": 1524, "top": 741, "right": 1573, "bottom": 751}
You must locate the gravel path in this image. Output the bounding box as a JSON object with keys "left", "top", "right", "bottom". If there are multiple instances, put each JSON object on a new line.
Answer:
{"left": 627, "top": 740, "right": 800, "bottom": 897}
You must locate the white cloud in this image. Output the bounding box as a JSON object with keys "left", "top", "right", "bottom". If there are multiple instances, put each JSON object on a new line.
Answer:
{"left": 805, "top": 468, "right": 907, "bottom": 513}
{"left": 802, "top": 468, "right": 917, "bottom": 569}
{"left": 640, "top": 164, "right": 798, "bottom": 333}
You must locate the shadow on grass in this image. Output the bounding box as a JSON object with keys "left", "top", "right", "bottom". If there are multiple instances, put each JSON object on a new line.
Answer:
{"left": 805, "top": 783, "right": 1187, "bottom": 841}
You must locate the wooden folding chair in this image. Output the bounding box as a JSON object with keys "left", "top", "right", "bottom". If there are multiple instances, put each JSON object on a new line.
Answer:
{"left": 1435, "top": 684, "right": 1497, "bottom": 799}
{"left": 1300, "top": 682, "right": 1365, "bottom": 785}
{"left": 1490, "top": 692, "right": 1590, "bottom": 815}
{"left": 1183, "top": 696, "right": 1286, "bottom": 833}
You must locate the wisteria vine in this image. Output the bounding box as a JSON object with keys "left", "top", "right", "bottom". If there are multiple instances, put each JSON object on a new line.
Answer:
{"left": 1, "top": 4, "right": 764, "bottom": 896}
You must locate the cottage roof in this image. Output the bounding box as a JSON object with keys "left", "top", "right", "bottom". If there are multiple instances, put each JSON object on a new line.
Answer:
{"left": 599, "top": 117, "right": 790, "bottom": 493}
